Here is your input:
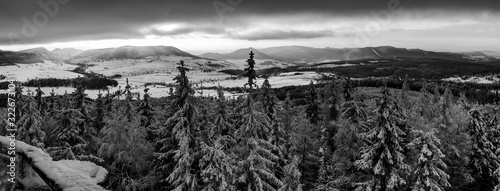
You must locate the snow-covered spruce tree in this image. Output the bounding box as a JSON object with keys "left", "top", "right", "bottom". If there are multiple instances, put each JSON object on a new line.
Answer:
{"left": 289, "top": 112, "right": 321, "bottom": 190}
{"left": 235, "top": 51, "right": 283, "bottom": 191}
{"left": 198, "top": 87, "right": 236, "bottom": 191}
{"left": 48, "top": 88, "right": 56, "bottom": 113}
{"left": 408, "top": 130, "right": 450, "bottom": 191}
{"left": 281, "top": 92, "right": 294, "bottom": 156}
{"left": 260, "top": 77, "right": 287, "bottom": 180}
{"left": 137, "top": 88, "right": 157, "bottom": 141}
{"left": 260, "top": 78, "right": 286, "bottom": 150}
{"left": 415, "top": 82, "right": 434, "bottom": 120}
{"left": 71, "top": 85, "right": 96, "bottom": 138}
{"left": 155, "top": 60, "right": 200, "bottom": 190}
{"left": 17, "top": 95, "right": 45, "bottom": 149}
{"left": 279, "top": 156, "right": 303, "bottom": 191}
{"left": 98, "top": 80, "right": 153, "bottom": 190}
{"left": 306, "top": 81, "right": 321, "bottom": 124}
{"left": 137, "top": 88, "right": 155, "bottom": 129}
{"left": 48, "top": 107, "right": 87, "bottom": 160}
{"left": 210, "top": 87, "right": 233, "bottom": 139}
{"left": 468, "top": 109, "right": 500, "bottom": 190}
{"left": 14, "top": 85, "right": 24, "bottom": 123}
{"left": 93, "top": 91, "right": 106, "bottom": 133}
{"left": 35, "top": 85, "right": 46, "bottom": 115}
{"left": 355, "top": 87, "right": 410, "bottom": 191}
{"left": 399, "top": 75, "right": 411, "bottom": 111}
{"left": 438, "top": 87, "right": 454, "bottom": 126}
{"left": 48, "top": 86, "right": 100, "bottom": 162}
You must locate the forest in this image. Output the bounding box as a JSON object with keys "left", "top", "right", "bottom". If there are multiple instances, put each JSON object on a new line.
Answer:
{"left": 1, "top": 52, "right": 500, "bottom": 191}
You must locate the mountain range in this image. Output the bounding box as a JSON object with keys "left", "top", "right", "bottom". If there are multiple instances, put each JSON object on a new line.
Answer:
{"left": 200, "top": 46, "right": 488, "bottom": 63}
{"left": 1, "top": 45, "right": 498, "bottom": 66}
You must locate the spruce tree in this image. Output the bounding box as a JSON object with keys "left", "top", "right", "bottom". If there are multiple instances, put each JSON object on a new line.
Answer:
{"left": 279, "top": 156, "right": 303, "bottom": 191}
{"left": 98, "top": 80, "right": 153, "bottom": 190}
{"left": 235, "top": 51, "right": 283, "bottom": 191}
{"left": 199, "top": 87, "right": 235, "bottom": 191}
{"left": 355, "top": 87, "right": 410, "bottom": 191}
{"left": 35, "top": 85, "right": 46, "bottom": 114}
{"left": 17, "top": 95, "right": 45, "bottom": 149}
{"left": 156, "top": 60, "right": 200, "bottom": 190}
{"left": 305, "top": 81, "right": 321, "bottom": 124}
{"left": 468, "top": 109, "right": 499, "bottom": 190}
{"left": 408, "top": 130, "right": 450, "bottom": 191}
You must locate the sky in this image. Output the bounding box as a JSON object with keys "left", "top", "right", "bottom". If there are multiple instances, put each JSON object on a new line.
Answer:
{"left": 0, "top": 0, "right": 499, "bottom": 54}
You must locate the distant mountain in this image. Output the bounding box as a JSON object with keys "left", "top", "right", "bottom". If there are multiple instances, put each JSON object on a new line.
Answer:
{"left": 203, "top": 46, "right": 472, "bottom": 63}
{"left": 52, "top": 48, "right": 83, "bottom": 59}
{"left": 200, "top": 48, "right": 275, "bottom": 60}
{"left": 481, "top": 50, "right": 500, "bottom": 57}
{"left": 0, "top": 50, "right": 44, "bottom": 65}
{"left": 72, "top": 46, "right": 197, "bottom": 61}
{"left": 19, "top": 47, "right": 62, "bottom": 62}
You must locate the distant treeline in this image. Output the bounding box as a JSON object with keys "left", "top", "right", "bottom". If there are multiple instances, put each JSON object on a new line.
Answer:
{"left": 21, "top": 77, "right": 118, "bottom": 90}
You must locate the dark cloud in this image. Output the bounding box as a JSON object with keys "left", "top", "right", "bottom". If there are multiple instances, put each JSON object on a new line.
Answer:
{"left": 229, "top": 30, "right": 336, "bottom": 41}
{"left": 0, "top": 0, "right": 498, "bottom": 46}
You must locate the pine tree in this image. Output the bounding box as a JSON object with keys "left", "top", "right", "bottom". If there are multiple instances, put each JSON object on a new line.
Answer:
{"left": 199, "top": 138, "right": 235, "bottom": 191}
{"left": 98, "top": 82, "right": 153, "bottom": 190}
{"left": 355, "top": 87, "right": 410, "bottom": 191}
{"left": 279, "top": 156, "right": 303, "bottom": 191}
{"left": 48, "top": 107, "right": 87, "bottom": 160}
{"left": 137, "top": 88, "right": 155, "bottom": 129}
{"left": 408, "top": 130, "right": 450, "bottom": 191}
{"left": 399, "top": 75, "right": 411, "bottom": 111}
{"left": 306, "top": 81, "right": 321, "bottom": 124}
{"left": 35, "top": 85, "right": 46, "bottom": 114}
{"left": 94, "top": 91, "right": 106, "bottom": 133}
{"left": 156, "top": 60, "right": 200, "bottom": 190}
{"left": 17, "top": 95, "right": 45, "bottom": 149}
{"left": 199, "top": 87, "right": 236, "bottom": 191}
{"left": 235, "top": 51, "right": 283, "bottom": 191}
{"left": 468, "top": 109, "right": 500, "bottom": 190}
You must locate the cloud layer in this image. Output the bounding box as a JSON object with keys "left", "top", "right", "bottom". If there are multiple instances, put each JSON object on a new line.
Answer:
{"left": 0, "top": 0, "right": 499, "bottom": 51}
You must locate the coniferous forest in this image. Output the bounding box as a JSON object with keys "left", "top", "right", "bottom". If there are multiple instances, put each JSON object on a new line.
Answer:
{"left": 2, "top": 51, "right": 500, "bottom": 191}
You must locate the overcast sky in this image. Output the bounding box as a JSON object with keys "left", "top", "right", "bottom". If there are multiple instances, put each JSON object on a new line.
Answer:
{"left": 0, "top": 0, "right": 499, "bottom": 53}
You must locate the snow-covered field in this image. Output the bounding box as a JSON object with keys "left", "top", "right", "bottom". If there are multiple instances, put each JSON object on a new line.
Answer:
{"left": 1, "top": 58, "right": 321, "bottom": 99}
{"left": 443, "top": 75, "right": 500, "bottom": 84}
{"left": 1, "top": 62, "right": 81, "bottom": 81}
{"left": 0, "top": 71, "right": 320, "bottom": 99}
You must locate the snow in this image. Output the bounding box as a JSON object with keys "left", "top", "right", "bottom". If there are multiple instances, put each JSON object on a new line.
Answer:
{"left": 0, "top": 62, "right": 81, "bottom": 82}
{"left": 0, "top": 136, "right": 108, "bottom": 191}
{"left": 443, "top": 75, "right": 500, "bottom": 84}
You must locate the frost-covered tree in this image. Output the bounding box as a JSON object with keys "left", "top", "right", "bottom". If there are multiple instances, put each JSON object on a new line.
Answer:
{"left": 468, "top": 109, "right": 500, "bottom": 190}
{"left": 17, "top": 95, "right": 45, "bottom": 149}
{"left": 155, "top": 60, "right": 200, "bottom": 190}
{"left": 306, "top": 81, "right": 321, "bottom": 124}
{"left": 408, "top": 130, "right": 450, "bottom": 191}
{"left": 98, "top": 86, "right": 153, "bottom": 190}
{"left": 198, "top": 87, "right": 236, "bottom": 191}
{"left": 355, "top": 87, "right": 410, "bottom": 191}
{"left": 93, "top": 91, "right": 106, "bottom": 133}
{"left": 211, "top": 88, "right": 233, "bottom": 139}
{"left": 279, "top": 156, "right": 303, "bottom": 191}
{"left": 137, "top": 88, "right": 155, "bottom": 129}
{"left": 199, "top": 139, "right": 235, "bottom": 191}
{"left": 235, "top": 51, "right": 283, "bottom": 191}
{"left": 48, "top": 108, "right": 87, "bottom": 160}
{"left": 35, "top": 85, "right": 46, "bottom": 114}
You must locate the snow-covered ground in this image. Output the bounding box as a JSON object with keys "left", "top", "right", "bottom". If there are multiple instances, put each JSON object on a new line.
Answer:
{"left": 443, "top": 75, "right": 500, "bottom": 84}
{"left": 0, "top": 71, "right": 320, "bottom": 99}
{"left": 1, "top": 62, "right": 81, "bottom": 81}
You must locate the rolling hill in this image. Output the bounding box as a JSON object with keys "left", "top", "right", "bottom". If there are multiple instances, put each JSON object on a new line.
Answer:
{"left": 71, "top": 46, "right": 197, "bottom": 61}
{"left": 202, "top": 46, "right": 475, "bottom": 63}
